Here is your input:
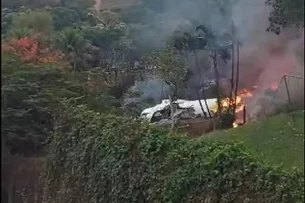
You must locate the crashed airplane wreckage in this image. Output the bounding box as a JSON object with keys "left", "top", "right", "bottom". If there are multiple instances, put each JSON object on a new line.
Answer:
{"left": 140, "top": 99, "right": 218, "bottom": 123}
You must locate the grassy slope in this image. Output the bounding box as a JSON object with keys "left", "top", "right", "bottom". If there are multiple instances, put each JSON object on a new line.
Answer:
{"left": 203, "top": 111, "right": 304, "bottom": 172}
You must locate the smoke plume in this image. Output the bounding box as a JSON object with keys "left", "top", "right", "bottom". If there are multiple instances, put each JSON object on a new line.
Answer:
{"left": 123, "top": 0, "right": 303, "bottom": 113}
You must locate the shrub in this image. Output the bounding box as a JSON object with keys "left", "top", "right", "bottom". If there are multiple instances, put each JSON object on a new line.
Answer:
{"left": 1, "top": 53, "right": 121, "bottom": 156}
{"left": 45, "top": 104, "right": 304, "bottom": 203}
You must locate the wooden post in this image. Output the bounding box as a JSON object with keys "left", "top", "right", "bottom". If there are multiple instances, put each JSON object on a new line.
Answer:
{"left": 243, "top": 106, "right": 246, "bottom": 124}
{"left": 169, "top": 95, "right": 175, "bottom": 130}
{"left": 283, "top": 75, "right": 295, "bottom": 123}
{"left": 201, "top": 87, "right": 212, "bottom": 118}
{"left": 197, "top": 89, "right": 207, "bottom": 118}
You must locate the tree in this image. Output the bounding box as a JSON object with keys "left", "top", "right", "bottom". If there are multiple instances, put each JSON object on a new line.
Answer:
{"left": 85, "top": 26, "right": 124, "bottom": 48}
{"left": 1, "top": 53, "right": 76, "bottom": 156}
{"left": 266, "top": 0, "right": 304, "bottom": 34}
{"left": 59, "top": 0, "right": 95, "bottom": 9}
{"left": 2, "top": 8, "right": 15, "bottom": 37}
{"left": 1, "top": 0, "right": 59, "bottom": 9}
{"left": 50, "top": 7, "right": 81, "bottom": 30}
{"left": 55, "top": 28, "right": 90, "bottom": 71}
{"left": 80, "top": 22, "right": 137, "bottom": 80}
{"left": 168, "top": 24, "right": 236, "bottom": 127}
{"left": 2, "top": 37, "right": 65, "bottom": 64}
{"left": 149, "top": 46, "right": 187, "bottom": 128}
{"left": 11, "top": 10, "right": 53, "bottom": 35}
{"left": 87, "top": 10, "right": 123, "bottom": 28}
{"left": 1, "top": 51, "right": 121, "bottom": 156}
{"left": 168, "top": 30, "right": 210, "bottom": 118}
{"left": 196, "top": 25, "right": 231, "bottom": 113}
{"left": 9, "top": 27, "right": 33, "bottom": 39}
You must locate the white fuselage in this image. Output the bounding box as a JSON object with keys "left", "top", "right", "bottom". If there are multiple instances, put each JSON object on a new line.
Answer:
{"left": 140, "top": 98, "right": 218, "bottom": 121}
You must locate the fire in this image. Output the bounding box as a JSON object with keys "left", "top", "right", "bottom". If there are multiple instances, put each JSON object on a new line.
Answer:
{"left": 220, "top": 89, "right": 253, "bottom": 111}
{"left": 217, "top": 74, "right": 286, "bottom": 128}
{"left": 220, "top": 89, "right": 254, "bottom": 128}
{"left": 233, "top": 122, "right": 238, "bottom": 128}
{"left": 270, "top": 82, "right": 278, "bottom": 91}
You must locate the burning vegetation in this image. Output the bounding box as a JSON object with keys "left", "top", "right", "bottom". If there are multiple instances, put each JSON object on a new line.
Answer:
{"left": 139, "top": 18, "right": 304, "bottom": 134}
{"left": 141, "top": 50, "right": 303, "bottom": 133}
{"left": 220, "top": 88, "right": 253, "bottom": 127}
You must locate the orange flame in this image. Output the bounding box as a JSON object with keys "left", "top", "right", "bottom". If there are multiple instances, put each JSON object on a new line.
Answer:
{"left": 220, "top": 74, "right": 287, "bottom": 128}
{"left": 220, "top": 89, "right": 254, "bottom": 128}
{"left": 233, "top": 122, "right": 239, "bottom": 128}
{"left": 270, "top": 82, "right": 278, "bottom": 91}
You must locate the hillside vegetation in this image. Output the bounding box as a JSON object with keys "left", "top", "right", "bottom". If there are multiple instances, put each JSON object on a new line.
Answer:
{"left": 45, "top": 105, "right": 304, "bottom": 203}
{"left": 204, "top": 111, "right": 304, "bottom": 172}
{"left": 1, "top": 0, "right": 304, "bottom": 202}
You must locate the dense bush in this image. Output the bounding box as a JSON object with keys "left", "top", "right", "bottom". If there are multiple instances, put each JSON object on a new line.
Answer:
{"left": 1, "top": 54, "right": 70, "bottom": 156}
{"left": 1, "top": 53, "right": 121, "bottom": 156}
{"left": 50, "top": 7, "right": 81, "bottom": 30}
{"left": 45, "top": 104, "right": 304, "bottom": 203}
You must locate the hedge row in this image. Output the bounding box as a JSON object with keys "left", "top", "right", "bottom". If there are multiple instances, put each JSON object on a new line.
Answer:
{"left": 45, "top": 104, "right": 304, "bottom": 203}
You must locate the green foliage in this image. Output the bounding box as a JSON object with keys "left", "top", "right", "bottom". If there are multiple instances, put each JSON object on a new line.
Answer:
{"left": 266, "top": 0, "right": 304, "bottom": 34}
{"left": 45, "top": 104, "right": 304, "bottom": 203}
{"left": 54, "top": 28, "right": 90, "bottom": 70}
{"left": 1, "top": 53, "right": 120, "bottom": 156}
{"left": 1, "top": 55, "right": 69, "bottom": 155}
{"left": 11, "top": 9, "right": 53, "bottom": 35}
{"left": 59, "top": 0, "right": 95, "bottom": 9}
{"left": 50, "top": 7, "right": 81, "bottom": 30}
{"left": 80, "top": 24, "right": 135, "bottom": 68}
{"left": 206, "top": 111, "right": 305, "bottom": 172}
{"left": 148, "top": 46, "right": 187, "bottom": 97}
{"left": 9, "top": 27, "right": 33, "bottom": 39}
{"left": 118, "top": 5, "right": 152, "bottom": 24}
{"left": 1, "top": 1, "right": 304, "bottom": 201}
{"left": 55, "top": 28, "right": 89, "bottom": 55}
{"left": 1, "top": 0, "right": 59, "bottom": 9}
{"left": 1, "top": 8, "right": 15, "bottom": 36}
{"left": 81, "top": 25, "right": 124, "bottom": 49}
{"left": 195, "top": 24, "right": 232, "bottom": 63}
{"left": 2, "top": 0, "right": 93, "bottom": 9}
{"left": 87, "top": 10, "right": 122, "bottom": 28}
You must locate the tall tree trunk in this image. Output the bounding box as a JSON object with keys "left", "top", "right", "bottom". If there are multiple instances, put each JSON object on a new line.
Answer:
{"left": 230, "top": 35, "right": 235, "bottom": 100}
{"left": 196, "top": 90, "right": 207, "bottom": 118}
{"left": 169, "top": 87, "right": 178, "bottom": 130}
{"left": 213, "top": 51, "right": 221, "bottom": 114}
{"left": 114, "top": 68, "right": 118, "bottom": 85}
{"left": 194, "top": 52, "right": 207, "bottom": 118}
{"left": 169, "top": 95, "right": 175, "bottom": 130}
{"left": 73, "top": 57, "right": 77, "bottom": 71}
{"left": 234, "top": 41, "right": 240, "bottom": 112}
{"left": 201, "top": 87, "right": 212, "bottom": 117}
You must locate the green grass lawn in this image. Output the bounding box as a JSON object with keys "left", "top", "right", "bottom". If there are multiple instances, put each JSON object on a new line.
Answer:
{"left": 202, "top": 111, "right": 304, "bottom": 172}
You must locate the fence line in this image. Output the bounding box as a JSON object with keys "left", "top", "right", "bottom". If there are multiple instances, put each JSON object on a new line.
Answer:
{"left": 253, "top": 74, "right": 304, "bottom": 125}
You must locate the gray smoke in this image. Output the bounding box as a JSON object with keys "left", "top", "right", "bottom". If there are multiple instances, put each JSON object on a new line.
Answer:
{"left": 124, "top": 0, "right": 304, "bottom": 114}
{"left": 128, "top": 0, "right": 235, "bottom": 51}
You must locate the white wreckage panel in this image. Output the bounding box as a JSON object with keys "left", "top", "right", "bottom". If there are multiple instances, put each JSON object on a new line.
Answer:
{"left": 140, "top": 98, "right": 218, "bottom": 122}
